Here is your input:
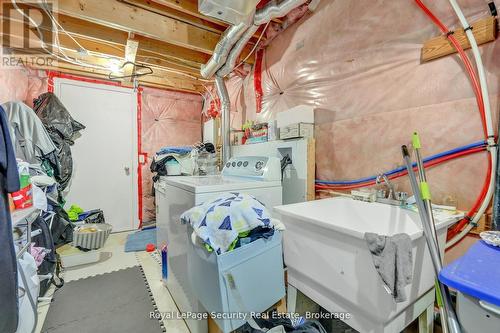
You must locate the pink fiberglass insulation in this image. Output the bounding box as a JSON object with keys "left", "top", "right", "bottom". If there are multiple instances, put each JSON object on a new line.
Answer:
{"left": 221, "top": 0, "right": 500, "bottom": 210}
{"left": 140, "top": 87, "right": 202, "bottom": 222}
{"left": 0, "top": 67, "right": 48, "bottom": 107}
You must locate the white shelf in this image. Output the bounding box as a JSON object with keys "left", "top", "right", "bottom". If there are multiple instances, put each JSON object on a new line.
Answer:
{"left": 11, "top": 206, "right": 38, "bottom": 228}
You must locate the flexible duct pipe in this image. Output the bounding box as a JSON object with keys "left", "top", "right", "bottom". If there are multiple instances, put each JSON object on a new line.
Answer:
{"left": 215, "top": 75, "right": 231, "bottom": 164}
{"left": 254, "top": 0, "right": 308, "bottom": 25}
{"left": 218, "top": 0, "right": 310, "bottom": 76}
{"left": 211, "top": 0, "right": 311, "bottom": 165}
{"left": 200, "top": 22, "right": 249, "bottom": 79}
{"left": 217, "top": 24, "right": 259, "bottom": 77}
{"left": 444, "top": 0, "right": 497, "bottom": 248}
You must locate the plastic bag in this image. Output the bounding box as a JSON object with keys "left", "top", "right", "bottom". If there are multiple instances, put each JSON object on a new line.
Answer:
{"left": 80, "top": 209, "right": 105, "bottom": 224}
{"left": 49, "top": 133, "right": 73, "bottom": 190}
{"left": 33, "top": 92, "right": 85, "bottom": 143}
{"left": 32, "top": 183, "right": 47, "bottom": 211}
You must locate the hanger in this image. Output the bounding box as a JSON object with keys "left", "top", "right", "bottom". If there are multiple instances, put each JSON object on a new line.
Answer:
{"left": 108, "top": 61, "right": 153, "bottom": 80}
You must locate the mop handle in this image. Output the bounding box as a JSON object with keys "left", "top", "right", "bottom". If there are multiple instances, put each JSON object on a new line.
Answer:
{"left": 401, "top": 145, "right": 461, "bottom": 333}
{"left": 412, "top": 132, "right": 441, "bottom": 257}
{"left": 401, "top": 145, "right": 442, "bottom": 271}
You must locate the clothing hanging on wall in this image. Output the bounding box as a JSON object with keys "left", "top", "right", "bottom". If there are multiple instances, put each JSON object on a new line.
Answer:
{"left": 1, "top": 101, "right": 59, "bottom": 174}
{"left": 0, "top": 105, "right": 21, "bottom": 333}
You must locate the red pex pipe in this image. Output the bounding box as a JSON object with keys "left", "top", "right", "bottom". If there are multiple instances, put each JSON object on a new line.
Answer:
{"left": 414, "top": 0, "right": 486, "bottom": 136}
{"left": 413, "top": 0, "right": 491, "bottom": 241}
{"left": 316, "top": 147, "right": 486, "bottom": 191}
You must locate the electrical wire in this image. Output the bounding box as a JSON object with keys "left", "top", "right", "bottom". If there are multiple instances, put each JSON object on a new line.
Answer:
{"left": 10, "top": 0, "right": 110, "bottom": 70}
{"left": 233, "top": 22, "right": 271, "bottom": 71}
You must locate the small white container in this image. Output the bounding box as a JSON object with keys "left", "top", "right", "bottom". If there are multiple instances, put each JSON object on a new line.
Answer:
{"left": 60, "top": 252, "right": 101, "bottom": 268}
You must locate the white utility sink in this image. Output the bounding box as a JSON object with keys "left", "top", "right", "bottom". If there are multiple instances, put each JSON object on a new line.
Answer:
{"left": 274, "top": 197, "right": 461, "bottom": 333}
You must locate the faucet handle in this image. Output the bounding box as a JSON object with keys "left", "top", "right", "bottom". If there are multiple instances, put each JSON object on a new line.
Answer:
{"left": 395, "top": 191, "right": 408, "bottom": 202}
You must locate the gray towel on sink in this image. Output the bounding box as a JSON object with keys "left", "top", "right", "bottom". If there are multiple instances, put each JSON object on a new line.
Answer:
{"left": 364, "top": 232, "right": 413, "bottom": 302}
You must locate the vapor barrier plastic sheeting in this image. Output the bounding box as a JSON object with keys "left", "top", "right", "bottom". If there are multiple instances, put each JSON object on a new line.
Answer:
{"left": 217, "top": 0, "right": 500, "bottom": 209}
{"left": 140, "top": 87, "right": 202, "bottom": 222}
{"left": 0, "top": 68, "right": 48, "bottom": 107}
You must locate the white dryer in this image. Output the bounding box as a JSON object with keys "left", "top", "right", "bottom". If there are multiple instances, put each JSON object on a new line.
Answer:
{"left": 156, "top": 156, "right": 282, "bottom": 333}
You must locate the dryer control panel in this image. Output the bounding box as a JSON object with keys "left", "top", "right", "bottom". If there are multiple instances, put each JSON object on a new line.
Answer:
{"left": 221, "top": 156, "right": 281, "bottom": 181}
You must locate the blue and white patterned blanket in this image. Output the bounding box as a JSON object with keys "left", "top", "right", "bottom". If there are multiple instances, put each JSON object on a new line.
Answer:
{"left": 180, "top": 192, "right": 272, "bottom": 254}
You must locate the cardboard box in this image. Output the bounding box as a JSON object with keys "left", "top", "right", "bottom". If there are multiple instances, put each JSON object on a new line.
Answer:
{"left": 279, "top": 123, "right": 314, "bottom": 140}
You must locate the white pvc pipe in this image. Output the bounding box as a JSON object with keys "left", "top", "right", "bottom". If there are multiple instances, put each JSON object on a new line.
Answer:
{"left": 445, "top": 0, "right": 496, "bottom": 249}
{"left": 447, "top": 0, "right": 494, "bottom": 137}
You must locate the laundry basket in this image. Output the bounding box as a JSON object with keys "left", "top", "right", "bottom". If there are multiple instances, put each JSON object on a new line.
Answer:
{"left": 72, "top": 223, "right": 112, "bottom": 250}
{"left": 187, "top": 225, "right": 285, "bottom": 333}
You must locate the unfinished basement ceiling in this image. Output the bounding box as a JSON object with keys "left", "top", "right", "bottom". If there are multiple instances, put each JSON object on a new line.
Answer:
{"left": 3, "top": 0, "right": 282, "bottom": 93}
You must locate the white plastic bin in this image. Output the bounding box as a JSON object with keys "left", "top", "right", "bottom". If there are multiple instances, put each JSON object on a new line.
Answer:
{"left": 187, "top": 226, "right": 285, "bottom": 333}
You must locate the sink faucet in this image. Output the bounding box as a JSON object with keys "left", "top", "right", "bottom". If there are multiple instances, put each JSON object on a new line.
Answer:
{"left": 376, "top": 174, "right": 395, "bottom": 199}
{"left": 374, "top": 173, "right": 408, "bottom": 206}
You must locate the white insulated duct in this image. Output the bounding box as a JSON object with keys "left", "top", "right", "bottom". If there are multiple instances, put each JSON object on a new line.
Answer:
{"left": 215, "top": 75, "right": 231, "bottom": 163}
{"left": 203, "top": 0, "right": 309, "bottom": 79}
{"left": 200, "top": 22, "right": 249, "bottom": 79}
{"left": 217, "top": 24, "right": 259, "bottom": 77}
{"left": 254, "top": 0, "right": 308, "bottom": 25}
{"left": 209, "top": 0, "right": 312, "bottom": 164}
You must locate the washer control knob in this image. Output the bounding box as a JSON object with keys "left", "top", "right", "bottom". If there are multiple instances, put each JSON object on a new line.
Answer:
{"left": 237, "top": 161, "right": 242, "bottom": 167}
{"left": 226, "top": 162, "right": 231, "bottom": 168}
{"left": 243, "top": 161, "right": 249, "bottom": 167}
{"left": 255, "top": 160, "right": 264, "bottom": 170}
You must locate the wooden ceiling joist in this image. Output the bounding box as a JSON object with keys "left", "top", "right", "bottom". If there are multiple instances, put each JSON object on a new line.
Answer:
{"left": 118, "top": 0, "right": 226, "bottom": 35}
{"left": 3, "top": 0, "right": 265, "bottom": 90}
{"left": 3, "top": 5, "right": 211, "bottom": 68}
{"left": 122, "top": 36, "right": 139, "bottom": 83}
{"left": 56, "top": 0, "right": 220, "bottom": 54}
{"left": 54, "top": 4, "right": 255, "bottom": 64}
{"left": 152, "top": 0, "right": 282, "bottom": 27}
{"left": 13, "top": 52, "right": 204, "bottom": 93}
{"left": 127, "top": 0, "right": 264, "bottom": 43}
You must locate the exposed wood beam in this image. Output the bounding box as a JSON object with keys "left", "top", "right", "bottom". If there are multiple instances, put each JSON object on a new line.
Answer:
{"left": 152, "top": 0, "right": 282, "bottom": 26}
{"left": 8, "top": 29, "right": 204, "bottom": 78}
{"left": 127, "top": 0, "right": 264, "bottom": 43}
{"left": 13, "top": 53, "right": 204, "bottom": 93}
{"left": 118, "top": 0, "right": 226, "bottom": 34}
{"left": 421, "top": 16, "right": 497, "bottom": 62}
{"left": 2, "top": 6, "right": 211, "bottom": 68}
{"left": 0, "top": 8, "right": 208, "bottom": 77}
{"left": 54, "top": 12, "right": 254, "bottom": 65}
{"left": 56, "top": 0, "right": 220, "bottom": 54}
{"left": 151, "top": 0, "right": 226, "bottom": 25}
{"left": 123, "top": 36, "right": 139, "bottom": 82}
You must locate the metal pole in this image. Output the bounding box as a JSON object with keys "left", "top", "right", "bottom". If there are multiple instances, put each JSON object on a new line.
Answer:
{"left": 214, "top": 75, "right": 231, "bottom": 164}
{"left": 401, "top": 145, "right": 461, "bottom": 333}
{"left": 412, "top": 132, "right": 440, "bottom": 249}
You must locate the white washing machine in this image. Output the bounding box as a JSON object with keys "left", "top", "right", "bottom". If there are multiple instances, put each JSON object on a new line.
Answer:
{"left": 156, "top": 156, "right": 282, "bottom": 333}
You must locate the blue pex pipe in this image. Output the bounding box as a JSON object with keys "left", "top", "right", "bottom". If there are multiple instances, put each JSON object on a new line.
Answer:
{"left": 316, "top": 140, "right": 486, "bottom": 185}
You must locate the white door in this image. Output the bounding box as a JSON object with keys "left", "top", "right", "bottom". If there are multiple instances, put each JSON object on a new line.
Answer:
{"left": 54, "top": 78, "right": 139, "bottom": 232}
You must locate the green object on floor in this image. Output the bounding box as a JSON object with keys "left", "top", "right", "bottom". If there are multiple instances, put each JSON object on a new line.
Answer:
{"left": 203, "top": 230, "right": 252, "bottom": 253}
{"left": 67, "top": 204, "right": 84, "bottom": 221}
